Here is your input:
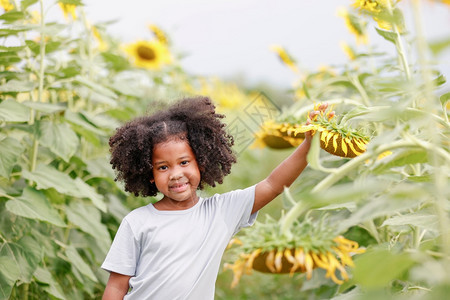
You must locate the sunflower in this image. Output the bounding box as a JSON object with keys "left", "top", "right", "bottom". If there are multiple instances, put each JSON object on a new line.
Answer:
{"left": 123, "top": 40, "right": 172, "bottom": 70}
{"left": 254, "top": 103, "right": 370, "bottom": 158}
{"left": 224, "top": 214, "right": 365, "bottom": 287}
{"left": 293, "top": 103, "right": 370, "bottom": 158}
{"left": 0, "top": 0, "right": 14, "bottom": 11}
{"left": 253, "top": 120, "right": 305, "bottom": 149}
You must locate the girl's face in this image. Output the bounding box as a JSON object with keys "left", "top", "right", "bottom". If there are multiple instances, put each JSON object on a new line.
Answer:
{"left": 151, "top": 139, "right": 201, "bottom": 210}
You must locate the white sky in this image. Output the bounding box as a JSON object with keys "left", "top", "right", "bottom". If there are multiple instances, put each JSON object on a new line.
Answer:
{"left": 77, "top": 1, "right": 450, "bottom": 88}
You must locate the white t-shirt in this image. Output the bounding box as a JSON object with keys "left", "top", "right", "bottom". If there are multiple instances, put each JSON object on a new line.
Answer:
{"left": 101, "top": 185, "right": 257, "bottom": 299}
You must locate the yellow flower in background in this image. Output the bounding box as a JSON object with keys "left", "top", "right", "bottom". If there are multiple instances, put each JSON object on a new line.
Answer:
{"left": 340, "top": 41, "right": 357, "bottom": 61}
{"left": 92, "top": 25, "right": 108, "bottom": 51}
{"left": 185, "top": 77, "right": 251, "bottom": 111}
{"left": 352, "top": 0, "right": 393, "bottom": 14}
{"left": 149, "top": 24, "right": 169, "bottom": 45}
{"left": 270, "top": 45, "right": 299, "bottom": 73}
{"left": 0, "top": 0, "right": 14, "bottom": 11}
{"left": 338, "top": 7, "right": 369, "bottom": 45}
{"left": 58, "top": 3, "right": 77, "bottom": 20}
{"left": 124, "top": 40, "right": 172, "bottom": 70}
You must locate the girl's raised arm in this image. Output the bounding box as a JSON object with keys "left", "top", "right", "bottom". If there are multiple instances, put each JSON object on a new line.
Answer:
{"left": 253, "top": 133, "right": 312, "bottom": 214}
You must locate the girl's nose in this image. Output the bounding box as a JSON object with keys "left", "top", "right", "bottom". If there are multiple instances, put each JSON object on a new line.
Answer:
{"left": 169, "top": 172, "right": 183, "bottom": 180}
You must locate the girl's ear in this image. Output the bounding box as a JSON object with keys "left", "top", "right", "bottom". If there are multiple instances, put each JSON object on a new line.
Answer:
{"left": 150, "top": 178, "right": 155, "bottom": 183}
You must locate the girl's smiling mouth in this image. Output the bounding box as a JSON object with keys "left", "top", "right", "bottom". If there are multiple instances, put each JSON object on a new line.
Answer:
{"left": 169, "top": 182, "right": 189, "bottom": 193}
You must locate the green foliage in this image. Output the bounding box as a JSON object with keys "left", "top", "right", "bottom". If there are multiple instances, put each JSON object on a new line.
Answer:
{"left": 219, "top": 1, "right": 450, "bottom": 299}
{"left": 0, "top": 1, "right": 183, "bottom": 299}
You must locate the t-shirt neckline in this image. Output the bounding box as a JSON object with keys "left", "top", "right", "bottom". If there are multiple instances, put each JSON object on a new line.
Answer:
{"left": 148, "top": 197, "right": 204, "bottom": 215}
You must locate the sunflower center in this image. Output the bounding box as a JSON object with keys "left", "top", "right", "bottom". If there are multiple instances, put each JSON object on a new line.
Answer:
{"left": 137, "top": 45, "right": 156, "bottom": 61}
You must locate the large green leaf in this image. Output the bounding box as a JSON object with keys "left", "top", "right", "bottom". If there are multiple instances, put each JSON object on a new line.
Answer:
{"left": 337, "top": 183, "right": 426, "bottom": 232}
{"left": 39, "top": 121, "right": 79, "bottom": 162}
{"left": 22, "top": 101, "right": 66, "bottom": 114}
{"left": 22, "top": 164, "right": 106, "bottom": 211}
{"left": 65, "top": 202, "right": 111, "bottom": 249}
{"left": 0, "top": 99, "right": 30, "bottom": 122}
{"left": 5, "top": 187, "right": 66, "bottom": 227}
{"left": 64, "top": 110, "right": 106, "bottom": 136}
{"left": 0, "top": 79, "right": 35, "bottom": 92}
{"left": 0, "top": 236, "right": 43, "bottom": 284}
{"left": 65, "top": 246, "right": 98, "bottom": 283}
{"left": 74, "top": 75, "right": 118, "bottom": 100}
{"left": 381, "top": 211, "right": 439, "bottom": 232}
{"left": 353, "top": 247, "right": 415, "bottom": 288}
{"left": 0, "top": 137, "right": 23, "bottom": 178}
{"left": 0, "top": 256, "right": 20, "bottom": 299}
{"left": 33, "top": 267, "right": 66, "bottom": 300}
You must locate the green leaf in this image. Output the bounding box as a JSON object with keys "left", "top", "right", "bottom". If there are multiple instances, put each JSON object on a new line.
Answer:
{"left": 337, "top": 183, "right": 426, "bottom": 232}
{"left": 64, "top": 110, "right": 106, "bottom": 136}
{"left": 0, "top": 28, "right": 29, "bottom": 37}
{"left": 353, "top": 247, "right": 415, "bottom": 288}
{"left": 0, "top": 11, "right": 25, "bottom": 22}
{"left": 5, "top": 187, "right": 66, "bottom": 227}
{"left": 22, "top": 101, "right": 66, "bottom": 114}
{"left": 25, "top": 39, "right": 62, "bottom": 55}
{"left": 73, "top": 178, "right": 106, "bottom": 212}
{"left": 440, "top": 92, "right": 450, "bottom": 106}
{"left": 375, "top": 27, "right": 396, "bottom": 44}
{"left": 33, "top": 267, "right": 66, "bottom": 300}
{"left": 21, "top": 0, "right": 39, "bottom": 10}
{"left": 0, "top": 79, "right": 35, "bottom": 92}
{"left": 65, "top": 246, "right": 98, "bottom": 283}
{"left": 22, "top": 164, "right": 106, "bottom": 211}
{"left": 0, "top": 236, "right": 43, "bottom": 284}
{"left": 58, "top": 0, "right": 84, "bottom": 5}
{"left": 0, "top": 99, "right": 31, "bottom": 122}
{"left": 39, "top": 121, "right": 79, "bottom": 162}
{"left": 101, "top": 52, "right": 130, "bottom": 72}
{"left": 0, "top": 137, "right": 23, "bottom": 178}
{"left": 0, "top": 256, "right": 20, "bottom": 299}
{"left": 66, "top": 202, "right": 111, "bottom": 248}
{"left": 429, "top": 37, "right": 450, "bottom": 56}
{"left": 74, "top": 75, "right": 118, "bottom": 100}
{"left": 371, "top": 148, "right": 428, "bottom": 174}
{"left": 381, "top": 211, "right": 439, "bottom": 232}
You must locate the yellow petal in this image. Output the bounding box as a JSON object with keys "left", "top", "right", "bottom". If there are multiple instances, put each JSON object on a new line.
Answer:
{"left": 341, "top": 137, "right": 348, "bottom": 156}
{"left": 295, "top": 247, "right": 306, "bottom": 272}
{"left": 325, "top": 130, "right": 334, "bottom": 147}
{"left": 265, "top": 250, "right": 277, "bottom": 273}
{"left": 274, "top": 249, "right": 284, "bottom": 272}
{"left": 304, "top": 252, "right": 314, "bottom": 280}
{"left": 332, "top": 133, "right": 339, "bottom": 152}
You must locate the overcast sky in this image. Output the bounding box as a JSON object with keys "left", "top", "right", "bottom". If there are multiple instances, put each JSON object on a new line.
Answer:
{"left": 80, "top": 0, "right": 450, "bottom": 88}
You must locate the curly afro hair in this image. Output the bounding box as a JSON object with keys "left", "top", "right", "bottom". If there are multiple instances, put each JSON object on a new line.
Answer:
{"left": 109, "top": 96, "right": 237, "bottom": 197}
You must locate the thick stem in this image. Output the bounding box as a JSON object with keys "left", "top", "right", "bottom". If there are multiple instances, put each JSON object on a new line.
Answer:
{"left": 29, "top": 0, "right": 46, "bottom": 172}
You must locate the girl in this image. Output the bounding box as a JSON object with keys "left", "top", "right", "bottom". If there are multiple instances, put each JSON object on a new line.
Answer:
{"left": 102, "top": 96, "right": 312, "bottom": 299}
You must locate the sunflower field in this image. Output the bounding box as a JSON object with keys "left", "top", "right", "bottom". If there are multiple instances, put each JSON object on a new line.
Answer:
{"left": 0, "top": 0, "right": 449, "bottom": 300}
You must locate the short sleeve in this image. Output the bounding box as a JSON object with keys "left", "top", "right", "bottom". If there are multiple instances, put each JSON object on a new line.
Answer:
{"left": 101, "top": 218, "right": 140, "bottom": 276}
{"left": 218, "top": 185, "right": 258, "bottom": 235}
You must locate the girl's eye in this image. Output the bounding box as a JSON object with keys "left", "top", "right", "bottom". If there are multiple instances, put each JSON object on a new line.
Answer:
{"left": 158, "top": 165, "right": 168, "bottom": 171}
{"left": 180, "top": 160, "right": 189, "bottom": 166}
